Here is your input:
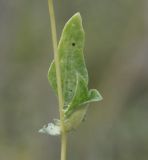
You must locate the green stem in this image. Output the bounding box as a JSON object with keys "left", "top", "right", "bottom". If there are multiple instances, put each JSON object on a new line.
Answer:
{"left": 47, "top": 0, "right": 67, "bottom": 160}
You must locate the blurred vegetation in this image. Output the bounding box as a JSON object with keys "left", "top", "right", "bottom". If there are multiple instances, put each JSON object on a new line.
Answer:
{"left": 0, "top": 0, "right": 148, "bottom": 160}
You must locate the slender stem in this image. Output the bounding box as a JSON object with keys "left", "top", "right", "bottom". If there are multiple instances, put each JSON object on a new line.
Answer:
{"left": 61, "top": 132, "right": 67, "bottom": 160}
{"left": 47, "top": 0, "right": 67, "bottom": 160}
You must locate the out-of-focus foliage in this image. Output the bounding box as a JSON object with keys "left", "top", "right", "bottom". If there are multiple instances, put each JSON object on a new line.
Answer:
{"left": 0, "top": 0, "right": 147, "bottom": 160}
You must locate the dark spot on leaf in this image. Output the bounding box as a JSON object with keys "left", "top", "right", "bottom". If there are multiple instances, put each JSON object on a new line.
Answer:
{"left": 72, "top": 42, "right": 76, "bottom": 46}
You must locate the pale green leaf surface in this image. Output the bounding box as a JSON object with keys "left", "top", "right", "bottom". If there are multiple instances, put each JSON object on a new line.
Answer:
{"left": 48, "top": 13, "right": 88, "bottom": 107}
{"left": 46, "top": 13, "right": 103, "bottom": 134}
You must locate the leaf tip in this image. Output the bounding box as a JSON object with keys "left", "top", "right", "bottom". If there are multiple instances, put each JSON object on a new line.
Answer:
{"left": 72, "top": 12, "right": 82, "bottom": 23}
{"left": 74, "top": 12, "right": 81, "bottom": 18}
{"left": 88, "top": 89, "right": 103, "bottom": 102}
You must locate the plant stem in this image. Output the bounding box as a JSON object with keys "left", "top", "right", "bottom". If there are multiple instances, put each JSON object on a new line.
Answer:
{"left": 48, "top": 0, "right": 67, "bottom": 160}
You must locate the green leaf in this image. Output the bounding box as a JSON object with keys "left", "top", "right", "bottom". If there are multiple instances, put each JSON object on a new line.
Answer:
{"left": 47, "top": 12, "right": 103, "bottom": 133}
{"left": 48, "top": 13, "right": 88, "bottom": 107}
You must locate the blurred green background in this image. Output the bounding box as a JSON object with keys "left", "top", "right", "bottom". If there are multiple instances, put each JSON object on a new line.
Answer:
{"left": 0, "top": 0, "right": 148, "bottom": 160}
